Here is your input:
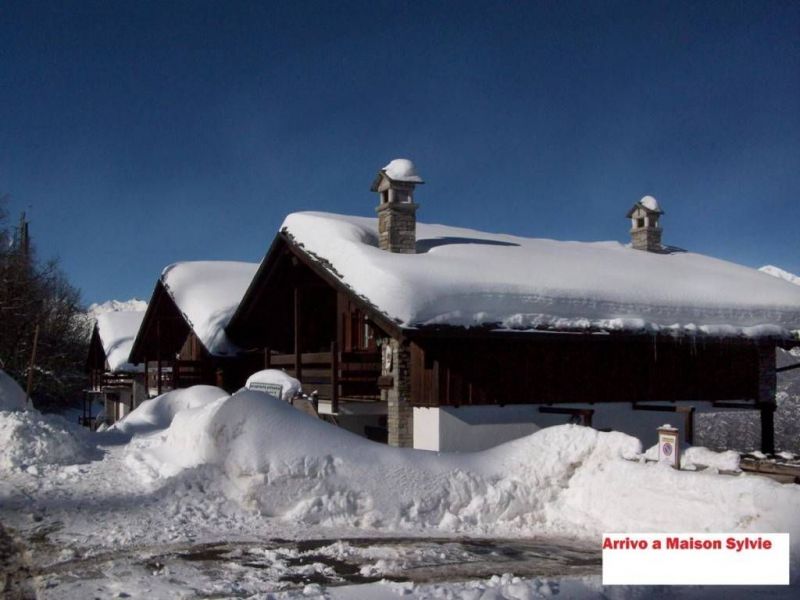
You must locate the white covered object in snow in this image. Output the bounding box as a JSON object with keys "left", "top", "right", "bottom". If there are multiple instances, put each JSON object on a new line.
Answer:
{"left": 245, "top": 369, "right": 301, "bottom": 402}
{"left": 0, "top": 370, "right": 27, "bottom": 411}
{"left": 110, "top": 385, "right": 229, "bottom": 438}
{"left": 95, "top": 310, "right": 146, "bottom": 372}
{"left": 281, "top": 212, "right": 800, "bottom": 337}
{"left": 160, "top": 261, "right": 259, "bottom": 355}
{"left": 382, "top": 158, "right": 423, "bottom": 183}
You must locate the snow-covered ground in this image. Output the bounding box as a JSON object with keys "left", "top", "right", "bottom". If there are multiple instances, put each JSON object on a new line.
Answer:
{"left": 1, "top": 380, "right": 799, "bottom": 598}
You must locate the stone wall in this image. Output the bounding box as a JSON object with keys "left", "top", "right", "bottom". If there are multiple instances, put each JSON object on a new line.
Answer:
{"left": 377, "top": 203, "right": 417, "bottom": 254}
{"left": 384, "top": 338, "right": 414, "bottom": 447}
{"left": 631, "top": 226, "right": 662, "bottom": 252}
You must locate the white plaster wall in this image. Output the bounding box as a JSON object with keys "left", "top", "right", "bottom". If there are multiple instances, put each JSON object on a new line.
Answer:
{"left": 413, "top": 402, "right": 720, "bottom": 453}
{"left": 412, "top": 407, "right": 441, "bottom": 451}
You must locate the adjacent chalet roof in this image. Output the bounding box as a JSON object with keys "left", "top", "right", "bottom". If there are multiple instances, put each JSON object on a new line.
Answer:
{"left": 271, "top": 212, "right": 800, "bottom": 339}
{"left": 94, "top": 311, "right": 147, "bottom": 372}
{"left": 131, "top": 261, "right": 259, "bottom": 361}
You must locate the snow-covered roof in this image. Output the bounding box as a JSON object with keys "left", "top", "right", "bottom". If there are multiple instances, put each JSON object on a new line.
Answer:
{"left": 382, "top": 158, "right": 424, "bottom": 183}
{"left": 161, "top": 261, "right": 259, "bottom": 356}
{"left": 281, "top": 212, "right": 800, "bottom": 338}
{"left": 96, "top": 311, "right": 146, "bottom": 372}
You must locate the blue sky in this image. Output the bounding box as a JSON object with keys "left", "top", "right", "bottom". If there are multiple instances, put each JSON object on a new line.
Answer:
{"left": 2, "top": 0, "right": 798, "bottom": 305}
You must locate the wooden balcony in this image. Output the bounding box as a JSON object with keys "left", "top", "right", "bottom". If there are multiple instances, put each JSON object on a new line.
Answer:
{"left": 147, "top": 360, "right": 208, "bottom": 396}
{"left": 266, "top": 343, "right": 381, "bottom": 412}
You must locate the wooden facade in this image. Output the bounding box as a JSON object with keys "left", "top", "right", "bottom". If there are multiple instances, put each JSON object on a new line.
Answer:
{"left": 228, "top": 237, "right": 385, "bottom": 412}
{"left": 407, "top": 334, "right": 761, "bottom": 407}
{"left": 129, "top": 281, "right": 260, "bottom": 397}
{"left": 227, "top": 231, "right": 785, "bottom": 452}
{"left": 85, "top": 325, "right": 143, "bottom": 428}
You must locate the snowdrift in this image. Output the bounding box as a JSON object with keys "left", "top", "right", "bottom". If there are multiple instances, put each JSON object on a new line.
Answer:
{"left": 0, "top": 410, "right": 97, "bottom": 471}
{"left": 130, "top": 388, "right": 800, "bottom": 539}
{"left": 109, "top": 385, "right": 229, "bottom": 438}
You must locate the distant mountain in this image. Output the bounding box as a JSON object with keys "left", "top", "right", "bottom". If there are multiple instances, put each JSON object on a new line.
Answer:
{"left": 86, "top": 298, "right": 148, "bottom": 320}
{"left": 760, "top": 265, "right": 800, "bottom": 286}
{"left": 80, "top": 298, "right": 148, "bottom": 338}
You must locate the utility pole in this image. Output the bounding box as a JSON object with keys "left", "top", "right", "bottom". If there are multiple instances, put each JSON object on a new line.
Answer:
{"left": 25, "top": 324, "right": 39, "bottom": 409}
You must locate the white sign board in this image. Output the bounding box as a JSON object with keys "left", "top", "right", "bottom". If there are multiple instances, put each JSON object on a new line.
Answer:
{"left": 603, "top": 533, "right": 789, "bottom": 585}
{"left": 658, "top": 425, "right": 679, "bottom": 468}
{"left": 248, "top": 381, "right": 284, "bottom": 399}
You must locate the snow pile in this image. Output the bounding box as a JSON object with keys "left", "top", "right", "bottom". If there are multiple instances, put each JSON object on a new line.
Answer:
{"left": 281, "top": 212, "right": 800, "bottom": 337}
{"left": 644, "top": 442, "right": 740, "bottom": 471}
{"left": 110, "top": 385, "right": 229, "bottom": 438}
{"left": 95, "top": 310, "right": 146, "bottom": 372}
{"left": 245, "top": 369, "right": 302, "bottom": 402}
{"left": 0, "top": 369, "right": 27, "bottom": 411}
{"left": 161, "top": 261, "right": 258, "bottom": 355}
{"left": 131, "top": 388, "right": 800, "bottom": 538}
{"left": 681, "top": 446, "right": 740, "bottom": 471}
{"left": 760, "top": 265, "right": 800, "bottom": 286}
{"left": 0, "top": 410, "right": 96, "bottom": 471}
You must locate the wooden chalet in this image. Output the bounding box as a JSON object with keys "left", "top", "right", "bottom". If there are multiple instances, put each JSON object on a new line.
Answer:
{"left": 226, "top": 159, "right": 800, "bottom": 453}
{"left": 128, "top": 261, "right": 260, "bottom": 397}
{"left": 85, "top": 310, "right": 147, "bottom": 427}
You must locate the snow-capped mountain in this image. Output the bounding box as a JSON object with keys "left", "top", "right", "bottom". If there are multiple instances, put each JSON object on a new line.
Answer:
{"left": 80, "top": 298, "right": 147, "bottom": 339}
{"left": 86, "top": 298, "right": 147, "bottom": 320}
{"left": 760, "top": 265, "right": 800, "bottom": 286}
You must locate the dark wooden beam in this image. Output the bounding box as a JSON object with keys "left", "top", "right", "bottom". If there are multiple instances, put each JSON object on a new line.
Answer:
{"left": 294, "top": 286, "right": 302, "bottom": 382}
{"left": 761, "top": 404, "right": 775, "bottom": 455}
{"left": 776, "top": 362, "right": 800, "bottom": 373}
{"left": 712, "top": 401, "right": 758, "bottom": 409}
{"left": 331, "top": 341, "right": 339, "bottom": 414}
{"left": 280, "top": 232, "right": 404, "bottom": 340}
{"left": 538, "top": 406, "right": 594, "bottom": 427}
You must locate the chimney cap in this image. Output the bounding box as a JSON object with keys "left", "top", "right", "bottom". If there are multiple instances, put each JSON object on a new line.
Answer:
{"left": 626, "top": 195, "right": 664, "bottom": 217}
{"left": 382, "top": 158, "right": 424, "bottom": 184}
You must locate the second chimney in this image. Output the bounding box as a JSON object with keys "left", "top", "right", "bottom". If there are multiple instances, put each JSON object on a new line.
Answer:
{"left": 626, "top": 195, "right": 664, "bottom": 252}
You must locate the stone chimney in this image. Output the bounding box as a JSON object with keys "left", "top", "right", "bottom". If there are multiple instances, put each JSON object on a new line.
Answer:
{"left": 371, "top": 158, "right": 423, "bottom": 253}
{"left": 626, "top": 195, "right": 664, "bottom": 252}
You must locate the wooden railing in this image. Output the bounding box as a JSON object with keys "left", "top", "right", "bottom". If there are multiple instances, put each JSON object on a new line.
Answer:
{"left": 267, "top": 343, "right": 381, "bottom": 412}
{"left": 101, "top": 372, "right": 135, "bottom": 388}
{"left": 147, "top": 360, "right": 208, "bottom": 396}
